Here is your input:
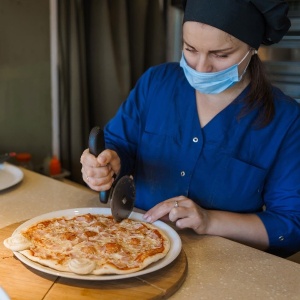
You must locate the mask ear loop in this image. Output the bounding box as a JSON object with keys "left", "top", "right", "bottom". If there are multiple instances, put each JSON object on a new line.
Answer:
{"left": 239, "top": 49, "right": 258, "bottom": 80}
{"left": 238, "top": 49, "right": 253, "bottom": 80}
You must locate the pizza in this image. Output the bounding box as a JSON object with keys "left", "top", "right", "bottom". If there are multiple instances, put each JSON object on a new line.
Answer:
{"left": 3, "top": 213, "right": 170, "bottom": 275}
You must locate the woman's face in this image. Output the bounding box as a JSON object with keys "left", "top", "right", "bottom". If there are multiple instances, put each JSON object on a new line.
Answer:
{"left": 182, "top": 21, "right": 253, "bottom": 74}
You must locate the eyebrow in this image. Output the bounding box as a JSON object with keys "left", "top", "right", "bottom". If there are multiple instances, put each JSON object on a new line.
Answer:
{"left": 183, "top": 40, "right": 234, "bottom": 53}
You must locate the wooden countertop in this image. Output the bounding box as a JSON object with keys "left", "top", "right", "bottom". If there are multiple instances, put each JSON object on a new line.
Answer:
{"left": 1, "top": 168, "right": 300, "bottom": 300}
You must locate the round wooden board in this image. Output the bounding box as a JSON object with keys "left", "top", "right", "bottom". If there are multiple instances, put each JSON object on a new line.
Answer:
{"left": 0, "top": 221, "right": 188, "bottom": 300}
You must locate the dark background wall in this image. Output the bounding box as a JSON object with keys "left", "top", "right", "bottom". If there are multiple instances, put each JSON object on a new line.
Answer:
{"left": 0, "top": 0, "right": 52, "bottom": 169}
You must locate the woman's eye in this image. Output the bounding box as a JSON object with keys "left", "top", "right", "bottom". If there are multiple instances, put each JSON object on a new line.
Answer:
{"left": 214, "top": 53, "right": 228, "bottom": 58}
{"left": 185, "top": 47, "right": 196, "bottom": 53}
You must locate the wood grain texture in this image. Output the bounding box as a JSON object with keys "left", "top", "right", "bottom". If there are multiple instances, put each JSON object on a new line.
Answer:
{"left": 0, "top": 222, "right": 187, "bottom": 300}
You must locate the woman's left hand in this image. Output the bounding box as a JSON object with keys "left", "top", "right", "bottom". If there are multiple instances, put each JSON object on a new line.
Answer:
{"left": 143, "top": 196, "right": 210, "bottom": 234}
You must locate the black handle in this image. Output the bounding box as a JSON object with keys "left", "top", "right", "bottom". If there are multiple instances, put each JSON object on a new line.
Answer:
{"left": 88, "top": 126, "right": 110, "bottom": 204}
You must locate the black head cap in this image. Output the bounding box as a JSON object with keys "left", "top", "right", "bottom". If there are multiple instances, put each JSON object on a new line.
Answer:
{"left": 182, "top": 0, "right": 291, "bottom": 49}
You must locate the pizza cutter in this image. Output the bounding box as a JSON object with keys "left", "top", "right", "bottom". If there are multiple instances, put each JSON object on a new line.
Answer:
{"left": 88, "top": 126, "right": 135, "bottom": 222}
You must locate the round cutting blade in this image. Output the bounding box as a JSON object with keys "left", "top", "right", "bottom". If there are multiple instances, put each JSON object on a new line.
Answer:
{"left": 110, "top": 176, "right": 135, "bottom": 222}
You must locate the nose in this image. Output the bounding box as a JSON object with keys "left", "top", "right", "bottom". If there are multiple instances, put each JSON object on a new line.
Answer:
{"left": 194, "top": 55, "right": 213, "bottom": 73}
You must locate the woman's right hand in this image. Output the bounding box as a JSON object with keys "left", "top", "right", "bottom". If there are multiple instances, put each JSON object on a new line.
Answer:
{"left": 80, "top": 148, "right": 121, "bottom": 192}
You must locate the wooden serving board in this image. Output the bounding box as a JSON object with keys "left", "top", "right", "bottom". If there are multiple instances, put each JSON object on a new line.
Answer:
{"left": 0, "top": 222, "right": 188, "bottom": 300}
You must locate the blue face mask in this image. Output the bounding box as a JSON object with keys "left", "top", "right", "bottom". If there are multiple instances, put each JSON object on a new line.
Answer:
{"left": 180, "top": 50, "right": 253, "bottom": 94}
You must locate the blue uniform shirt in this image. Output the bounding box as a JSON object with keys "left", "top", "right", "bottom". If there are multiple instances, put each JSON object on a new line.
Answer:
{"left": 105, "top": 63, "right": 300, "bottom": 257}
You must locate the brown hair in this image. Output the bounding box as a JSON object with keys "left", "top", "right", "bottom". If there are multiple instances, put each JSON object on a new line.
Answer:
{"left": 239, "top": 55, "right": 274, "bottom": 128}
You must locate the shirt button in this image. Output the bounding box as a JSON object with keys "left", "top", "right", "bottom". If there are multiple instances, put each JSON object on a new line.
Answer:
{"left": 193, "top": 137, "right": 198, "bottom": 143}
{"left": 278, "top": 236, "right": 284, "bottom": 241}
{"left": 181, "top": 171, "right": 185, "bottom": 177}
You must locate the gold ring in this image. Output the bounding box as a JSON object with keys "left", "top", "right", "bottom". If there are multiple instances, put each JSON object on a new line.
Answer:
{"left": 174, "top": 200, "right": 179, "bottom": 208}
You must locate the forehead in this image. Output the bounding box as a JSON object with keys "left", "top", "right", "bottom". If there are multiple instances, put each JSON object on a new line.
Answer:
{"left": 183, "top": 21, "right": 245, "bottom": 49}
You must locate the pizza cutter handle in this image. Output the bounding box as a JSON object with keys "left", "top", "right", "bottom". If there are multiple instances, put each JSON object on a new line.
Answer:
{"left": 88, "top": 126, "right": 110, "bottom": 204}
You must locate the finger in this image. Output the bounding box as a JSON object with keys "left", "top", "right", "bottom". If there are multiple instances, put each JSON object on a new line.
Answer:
{"left": 144, "top": 196, "right": 186, "bottom": 223}
{"left": 168, "top": 206, "right": 186, "bottom": 223}
{"left": 175, "top": 217, "right": 195, "bottom": 229}
{"left": 82, "top": 162, "right": 111, "bottom": 180}
{"left": 82, "top": 165, "right": 115, "bottom": 191}
{"left": 108, "top": 151, "right": 121, "bottom": 174}
{"left": 174, "top": 213, "right": 203, "bottom": 231}
{"left": 170, "top": 210, "right": 195, "bottom": 228}
{"left": 84, "top": 173, "right": 115, "bottom": 192}
{"left": 97, "top": 150, "right": 121, "bottom": 175}
{"left": 96, "top": 149, "right": 115, "bottom": 166}
{"left": 173, "top": 206, "right": 207, "bottom": 233}
{"left": 80, "top": 149, "right": 100, "bottom": 168}
{"left": 168, "top": 200, "right": 195, "bottom": 223}
{"left": 143, "top": 202, "right": 173, "bottom": 223}
{"left": 85, "top": 167, "right": 114, "bottom": 184}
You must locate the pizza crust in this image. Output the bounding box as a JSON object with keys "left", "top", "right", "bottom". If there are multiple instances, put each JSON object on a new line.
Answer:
{"left": 19, "top": 249, "right": 70, "bottom": 272}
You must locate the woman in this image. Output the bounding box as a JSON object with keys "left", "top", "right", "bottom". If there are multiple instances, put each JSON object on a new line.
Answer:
{"left": 80, "top": 0, "right": 300, "bottom": 257}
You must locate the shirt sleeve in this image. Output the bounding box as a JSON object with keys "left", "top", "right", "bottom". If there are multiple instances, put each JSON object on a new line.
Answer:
{"left": 256, "top": 108, "right": 300, "bottom": 257}
{"left": 103, "top": 66, "right": 155, "bottom": 178}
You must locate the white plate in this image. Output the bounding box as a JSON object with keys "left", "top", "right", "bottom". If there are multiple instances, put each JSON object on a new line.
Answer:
{"left": 12, "top": 207, "right": 182, "bottom": 281}
{"left": 0, "top": 287, "right": 10, "bottom": 300}
{"left": 0, "top": 163, "right": 23, "bottom": 191}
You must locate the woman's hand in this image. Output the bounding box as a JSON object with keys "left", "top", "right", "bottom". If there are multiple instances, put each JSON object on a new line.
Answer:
{"left": 144, "top": 195, "right": 269, "bottom": 251}
{"left": 80, "top": 148, "right": 121, "bottom": 192}
{"left": 143, "top": 196, "right": 210, "bottom": 234}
